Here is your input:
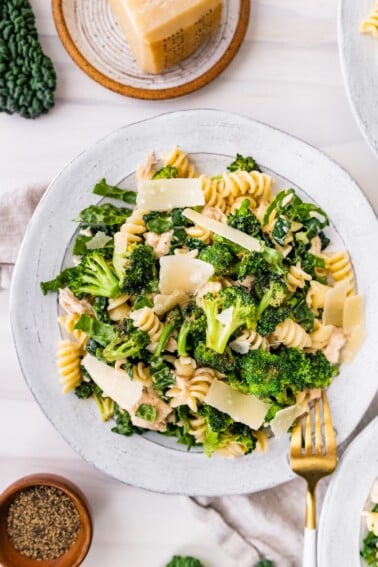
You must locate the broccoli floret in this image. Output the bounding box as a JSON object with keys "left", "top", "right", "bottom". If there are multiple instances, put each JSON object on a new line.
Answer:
{"left": 306, "top": 350, "right": 338, "bottom": 388}
{"left": 155, "top": 306, "right": 183, "bottom": 357}
{"left": 119, "top": 244, "right": 158, "bottom": 295}
{"left": 227, "top": 199, "right": 262, "bottom": 236}
{"left": 227, "top": 153, "right": 261, "bottom": 173}
{"left": 102, "top": 319, "right": 150, "bottom": 361}
{"left": 198, "top": 243, "right": 236, "bottom": 275}
{"left": 177, "top": 302, "right": 206, "bottom": 356}
{"left": 186, "top": 237, "right": 207, "bottom": 252}
{"left": 256, "top": 304, "right": 291, "bottom": 336}
{"left": 194, "top": 343, "right": 236, "bottom": 373}
{"left": 255, "top": 277, "right": 288, "bottom": 319}
{"left": 94, "top": 395, "right": 115, "bottom": 421}
{"left": 199, "top": 405, "right": 233, "bottom": 432}
{"left": 203, "top": 418, "right": 256, "bottom": 457}
{"left": 165, "top": 556, "right": 205, "bottom": 567}
{"left": 239, "top": 349, "right": 282, "bottom": 399}
{"left": 202, "top": 286, "right": 257, "bottom": 354}
{"left": 69, "top": 251, "right": 120, "bottom": 298}
{"left": 0, "top": 0, "right": 56, "bottom": 119}
{"left": 152, "top": 165, "right": 178, "bottom": 179}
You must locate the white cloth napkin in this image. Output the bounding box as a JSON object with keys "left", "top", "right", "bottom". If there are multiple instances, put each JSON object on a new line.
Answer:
{"left": 1, "top": 185, "right": 377, "bottom": 567}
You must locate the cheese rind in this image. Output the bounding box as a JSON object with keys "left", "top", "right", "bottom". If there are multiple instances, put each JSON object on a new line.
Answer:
{"left": 108, "top": 0, "right": 222, "bottom": 73}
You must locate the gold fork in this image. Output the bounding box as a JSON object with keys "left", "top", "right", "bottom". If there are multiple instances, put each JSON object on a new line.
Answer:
{"left": 290, "top": 390, "right": 337, "bottom": 567}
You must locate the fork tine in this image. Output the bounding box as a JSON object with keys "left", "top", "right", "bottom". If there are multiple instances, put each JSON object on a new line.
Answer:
{"left": 322, "top": 391, "right": 336, "bottom": 455}
{"left": 314, "top": 397, "right": 322, "bottom": 455}
{"left": 304, "top": 409, "right": 312, "bottom": 456}
{"left": 290, "top": 418, "right": 303, "bottom": 457}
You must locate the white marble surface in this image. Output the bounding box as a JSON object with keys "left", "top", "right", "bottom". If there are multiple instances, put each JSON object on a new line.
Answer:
{"left": 0, "top": 1, "right": 377, "bottom": 566}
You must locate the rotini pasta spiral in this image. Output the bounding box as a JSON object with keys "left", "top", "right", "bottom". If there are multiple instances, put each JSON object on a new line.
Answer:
{"left": 58, "top": 313, "right": 87, "bottom": 346}
{"left": 56, "top": 340, "right": 82, "bottom": 393}
{"left": 216, "top": 442, "right": 248, "bottom": 459}
{"left": 199, "top": 175, "right": 228, "bottom": 211}
{"left": 325, "top": 251, "right": 355, "bottom": 295}
{"left": 310, "top": 320, "right": 333, "bottom": 351}
{"left": 163, "top": 146, "right": 197, "bottom": 177}
{"left": 306, "top": 281, "right": 330, "bottom": 315}
{"left": 222, "top": 171, "right": 273, "bottom": 204}
{"left": 107, "top": 294, "right": 131, "bottom": 321}
{"left": 360, "top": 2, "right": 378, "bottom": 38}
{"left": 129, "top": 307, "right": 163, "bottom": 351}
{"left": 230, "top": 330, "right": 269, "bottom": 353}
{"left": 185, "top": 224, "right": 212, "bottom": 243}
{"left": 132, "top": 362, "right": 153, "bottom": 387}
{"left": 118, "top": 208, "right": 148, "bottom": 246}
{"left": 188, "top": 415, "right": 207, "bottom": 444}
{"left": 272, "top": 318, "right": 312, "bottom": 349}
{"left": 286, "top": 263, "right": 312, "bottom": 292}
{"left": 168, "top": 364, "right": 221, "bottom": 413}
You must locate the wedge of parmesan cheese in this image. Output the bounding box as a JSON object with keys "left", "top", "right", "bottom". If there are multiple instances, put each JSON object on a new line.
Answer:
{"left": 341, "top": 295, "right": 365, "bottom": 363}
{"left": 362, "top": 511, "right": 378, "bottom": 537}
{"left": 137, "top": 178, "right": 204, "bottom": 210}
{"left": 108, "top": 0, "right": 222, "bottom": 74}
{"left": 81, "top": 354, "right": 142, "bottom": 411}
{"left": 323, "top": 279, "right": 349, "bottom": 327}
{"left": 270, "top": 396, "right": 309, "bottom": 438}
{"left": 204, "top": 379, "right": 271, "bottom": 430}
{"left": 183, "top": 208, "right": 263, "bottom": 252}
{"left": 159, "top": 255, "right": 214, "bottom": 295}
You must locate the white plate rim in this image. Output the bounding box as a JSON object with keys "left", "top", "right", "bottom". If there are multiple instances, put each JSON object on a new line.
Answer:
{"left": 10, "top": 109, "right": 378, "bottom": 495}
{"left": 318, "top": 416, "right": 378, "bottom": 566}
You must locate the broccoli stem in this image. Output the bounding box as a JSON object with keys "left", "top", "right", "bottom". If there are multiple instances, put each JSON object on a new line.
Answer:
{"left": 155, "top": 324, "right": 173, "bottom": 357}
{"left": 177, "top": 324, "right": 191, "bottom": 356}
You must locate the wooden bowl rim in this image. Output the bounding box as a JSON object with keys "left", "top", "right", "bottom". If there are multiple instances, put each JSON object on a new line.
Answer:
{"left": 0, "top": 473, "right": 93, "bottom": 567}
{"left": 51, "top": 0, "right": 251, "bottom": 100}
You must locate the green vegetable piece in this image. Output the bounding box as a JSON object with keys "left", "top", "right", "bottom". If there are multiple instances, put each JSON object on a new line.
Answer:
{"left": 69, "top": 251, "right": 120, "bottom": 298}
{"left": 198, "top": 243, "right": 236, "bottom": 276}
{"left": 132, "top": 295, "right": 154, "bottom": 310}
{"left": 77, "top": 203, "right": 131, "bottom": 233}
{"left": 72, "top": 234, "right": 91, "bottom": 256}
{"left": 102, "top": 318, "right": 150, "bottom": 361}
{"left": 111, "top": 404, "right": 141, "bottom": 436}
{"left": 227, "top": 199, "right": 262, "bottom": 236}
{"left": 74, "top": 314, "right": 115, "bottom": 346}
{"left": 93, "top": 178, "right": 136, "bottom": 204}
{"left": 155, "top": 306, "right": 182, "bottom": 357}
{"left": 143, "top": 211, "right": 173, "bottom": 234}
{"left": 177, "top": 302, "right": 206, "bottom": 357}
{"left": 40, "top": 267, "right": 76, "bottom": 295}
{"left": 165, "top": 555, "right": 205, "bottom": 567}
{"left": 0, "top": 0, "right": 56, "bottom": 118}
{"left": 227, "top": 153, "right": 261, "bottom": 173}
{"left": 194, "top": 343, "right": 236, "bottom": 373}
{"left": 121, "top": 244, "right": 158, "bottom": 295}
{"left": 150, "top": 356, "right": 174, "bottom": 396}
{"left": 135, "top": 403, "right": 157, "bottom": 422}
{"left": 361, "top": 505, "right": 378, "bottom": 566}
{"left": 152, "top": 165, "right": 178, "bottom": 179}
{"left": 254, "top": 561, "right": 275, "bottom": 567}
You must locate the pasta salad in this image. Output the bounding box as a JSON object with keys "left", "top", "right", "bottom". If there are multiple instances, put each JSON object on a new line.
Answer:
{"left": 361, "top": 480, "right": 378, "bottom": 566}
{"left": 41, "top": 148, "right": 364, "bottom": 458}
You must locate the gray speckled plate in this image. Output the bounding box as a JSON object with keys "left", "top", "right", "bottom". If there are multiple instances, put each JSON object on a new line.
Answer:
{"left": 10, "top": 110, "right": 378, "bottom": 495}
{"left": 339, "top": 0, "right": 378, "bottom": 157}
{"left": 318, "top": 417, "right": 378, "bottom": 567}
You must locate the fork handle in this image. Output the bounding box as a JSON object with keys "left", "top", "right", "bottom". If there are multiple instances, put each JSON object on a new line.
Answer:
{"left": 303, "top": 528, "right": 317, "bottom": 567}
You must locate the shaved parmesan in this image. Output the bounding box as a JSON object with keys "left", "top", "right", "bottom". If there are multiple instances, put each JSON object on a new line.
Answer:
{"left": 216, "top": 306, "right": 233, "bottom": 327}
{"left": 137, "top": 179, "right": 204, "bottom": 210}
{"left": 183, "top": 208, "right": 262, "bottom": 252}
{"left": 159, "top": 255, "right": 214, "bottom": 295}
{"left": 114, "top": 231, "right": 129, "bottom": 255}
{"left": 371, "top": 480, "right": 378, "bottom": 504}
{"left": 86, "top": 231, "right": 112, "bottom": 250}
{"left": 270, "top": 397, "right": 309, "bottom": 438}
{"left": 229, "top": 339, "right": 250, "bottom": 354}
{"left": 362, "top": 511, "right": 378, "bottom": 536}
{"left": 204, "top": 379, "right": 270, "bottom": 430}
{"left": 341, "top": 295, "right": 365, "bottom": 363}
{"left": 323, "top": 280, "right": 349, "bottom": 327}
{"left": 81, "top": 354, "right": 142, "bottom": 411}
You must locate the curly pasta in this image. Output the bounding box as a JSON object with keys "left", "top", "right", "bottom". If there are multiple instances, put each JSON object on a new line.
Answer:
{"left": 129, "top": 307, "right": 163, "bottom": 351}
{"left": 56, "top": 340, "right": 82, "bottom": 393}
{"left": 58, "top": 313, "right": 87, "bottom": 346}
{"left": 325, "top": 251, "right": 355, "bottom": 295}
{"left": 188, "top": 415, "right": 207, "bottom": 444}
{"left": 163, "top": 146, "right": 197, "bottom": 177}
{"left": 272, "top": 318, "right": 312, "bottom": 349}
{"left": 222, "top": 171, "right": 273, "bottom": 204}
{"left": 230, "top": 330, "right": 269, "bottom": 352}
{"left": 310, "top": 320, "right": 333, "bottom": 351}
{"left": 306, "top": 281, "right": 330, "bottom": 315}
{"left": 216, "top": 442, "right": 248, "bottom": 459}
{"left": 185, "top": 223, "right": 212, "bottom": 243}
{"left": 132, "top": 362, "right": 153, "bottom": 387}
{"left": 167, "top": 359, "right": 221, "bottom": 413}
{"left": 107, "top": 294, "right": 131, "bottom": 321}
{"left": 360, "top": 2, "right": 378, "bottom": 38}
{"left": 199, "top": 175, "right": 228, "bottom": 211}
{"left": 118, "top": 208, "right": 148, "bottom": 246}
{"left": 286, "top": 262, "right": 312, "bottom": 292}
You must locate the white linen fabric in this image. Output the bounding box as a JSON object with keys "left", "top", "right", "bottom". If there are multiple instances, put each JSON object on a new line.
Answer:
{"left": 1, "top": 185, "right": 376, "bottom": 567}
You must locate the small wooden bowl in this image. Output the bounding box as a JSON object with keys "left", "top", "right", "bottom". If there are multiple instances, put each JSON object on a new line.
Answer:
{"left": 0, "top": 474, "right": 92, "bottom": 567}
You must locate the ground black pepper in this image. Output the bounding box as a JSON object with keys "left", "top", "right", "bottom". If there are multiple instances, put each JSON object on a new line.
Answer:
{"left": 6, "top": 485, "right": 81, "bottom": 560}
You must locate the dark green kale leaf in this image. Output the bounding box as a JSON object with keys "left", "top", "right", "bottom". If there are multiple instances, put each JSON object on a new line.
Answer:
{"left": 165, "top": 556, "right": 205, "bottom": 567}
{"left": 40, "top": 267, "right": 77, "bottom": 295}
{"left": 93, "top": 178, "right": 136, "bottom": 204}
